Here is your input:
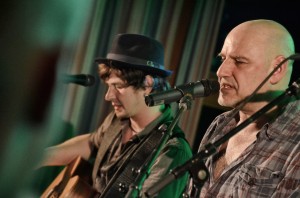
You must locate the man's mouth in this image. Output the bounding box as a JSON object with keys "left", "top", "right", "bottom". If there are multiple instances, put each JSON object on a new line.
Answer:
{"left": 221, "top": 83, "right": 233, "bottom": 89}
{"left": 220, "top": 83, "right": 236, "bottom": 93}
{"left": 112, "top": 102, "right": 123, "bottom": 110}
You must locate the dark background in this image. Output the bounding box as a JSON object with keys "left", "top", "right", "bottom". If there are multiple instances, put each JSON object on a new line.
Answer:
{"left": 195, "top": 0, "right": 300, "bottom": 151}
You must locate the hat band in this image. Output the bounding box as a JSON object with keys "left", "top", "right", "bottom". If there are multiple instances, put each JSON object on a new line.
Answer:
{"left": 107, "top": 53, "right": 165, "bottom": 70}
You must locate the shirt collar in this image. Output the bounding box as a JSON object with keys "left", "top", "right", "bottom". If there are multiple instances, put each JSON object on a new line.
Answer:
{"left": 121, "top": 105, "right": 172, "bottom": 142}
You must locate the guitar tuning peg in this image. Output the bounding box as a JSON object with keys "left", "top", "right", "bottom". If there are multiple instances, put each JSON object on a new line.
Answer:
{"left": 131, "top": 167, "right": 141, "bottom": 176}
{"left": 118, "top": 182, "right": 128, "bottom": 193}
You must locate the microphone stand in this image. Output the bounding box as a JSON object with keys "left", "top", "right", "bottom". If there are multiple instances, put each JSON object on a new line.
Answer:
{"left": 124, "top": 95, "right": 193, "bottom": 198}
{"left": 145, "top": 78, "right": 300, "bottom": 197}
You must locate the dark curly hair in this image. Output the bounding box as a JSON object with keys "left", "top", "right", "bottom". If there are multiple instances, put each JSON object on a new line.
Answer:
{"left": 98, "top": 61, "right": 170, "bottom": 93}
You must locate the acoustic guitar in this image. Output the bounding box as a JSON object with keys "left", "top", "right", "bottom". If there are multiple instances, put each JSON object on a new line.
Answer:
{"left": 41, "top": 156, "right": 98, "bottom": 198}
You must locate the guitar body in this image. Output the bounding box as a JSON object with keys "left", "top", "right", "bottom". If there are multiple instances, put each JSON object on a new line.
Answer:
{"left": 41, "top": 157, "right": 98, "bottom": 198}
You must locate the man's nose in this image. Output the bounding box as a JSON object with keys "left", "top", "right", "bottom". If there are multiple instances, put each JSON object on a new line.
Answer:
{"left": 105, "top": 86, "right": 116, "bottom": 101}
{"left": 216, "top": 60, "right": 234, "bottom": 78}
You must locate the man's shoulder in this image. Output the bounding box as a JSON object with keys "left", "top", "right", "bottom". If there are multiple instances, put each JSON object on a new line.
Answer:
{"left": 102, "top": 111, "right": 122, "bottom": 128}
{"left": 162, "top": 125, "right": 192, "bottom": 154}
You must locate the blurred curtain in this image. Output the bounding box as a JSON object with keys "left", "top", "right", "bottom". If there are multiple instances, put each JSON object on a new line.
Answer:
{"left": 0, "top": 0, "right": 94, "bottom": 196}
{"left": 63, "top": 0, "right": 225, "bottom": 148}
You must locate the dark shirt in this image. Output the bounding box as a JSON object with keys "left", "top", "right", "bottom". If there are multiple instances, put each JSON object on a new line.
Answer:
{"left": 90, "top": 106, "right": 192, "bottom": 197}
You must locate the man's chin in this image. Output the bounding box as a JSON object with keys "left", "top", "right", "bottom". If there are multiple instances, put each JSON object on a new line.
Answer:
{"left": 115, "top": 111, "right": 128, "bottom": 119}
{"left": 218, "top": 98, "right": 237, "bottom": 108}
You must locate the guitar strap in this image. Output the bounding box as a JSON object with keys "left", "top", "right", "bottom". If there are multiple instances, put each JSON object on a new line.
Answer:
{"left": 92, "top": 118, "right": 123, "bottom": 184}
{"left": 99, "top": 123, "right": 169, "bottom": 198}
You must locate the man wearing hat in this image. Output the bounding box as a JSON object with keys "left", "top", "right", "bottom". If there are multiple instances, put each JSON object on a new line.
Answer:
{"left": 40, "top": 34, "right": 192, "bottom": 197}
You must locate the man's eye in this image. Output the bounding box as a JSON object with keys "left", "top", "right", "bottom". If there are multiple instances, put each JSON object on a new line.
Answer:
{"left": 115, "top": 85, "right": 124, "bottom": 89}
{"left": 234, "top": 59, "right": 245, "bottom": 64}
{"left": 114, "top": 84, "right": 128, "bottom": 89}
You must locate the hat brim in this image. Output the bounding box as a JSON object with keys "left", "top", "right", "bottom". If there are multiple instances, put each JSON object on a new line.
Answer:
{"left": 95, "top": 58, "right": 172, "bottom": 78}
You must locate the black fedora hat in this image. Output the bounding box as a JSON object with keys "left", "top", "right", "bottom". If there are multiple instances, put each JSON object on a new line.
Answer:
{"left": 95, "top": 33, "right": 172, "bottom": 77}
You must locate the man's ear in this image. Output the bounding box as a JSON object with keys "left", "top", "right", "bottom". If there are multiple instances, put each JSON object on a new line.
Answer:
{"left": 269, "top": 55, "right": 288, "bottom": 84}
{"left": 144, "top": 75, "right": 154, "bottom": 94}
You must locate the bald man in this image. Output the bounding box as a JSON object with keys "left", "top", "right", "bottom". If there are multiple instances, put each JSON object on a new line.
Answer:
{"left": 191, "top": 20, "right": 300, "bottom": 197}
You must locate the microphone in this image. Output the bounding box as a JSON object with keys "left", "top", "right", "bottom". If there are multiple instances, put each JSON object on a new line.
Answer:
{"left": 62, "top": 74, "right": 96, "bottom": 86}
{"left": 145, "top": 79, "right": 220, "bottom": 106}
